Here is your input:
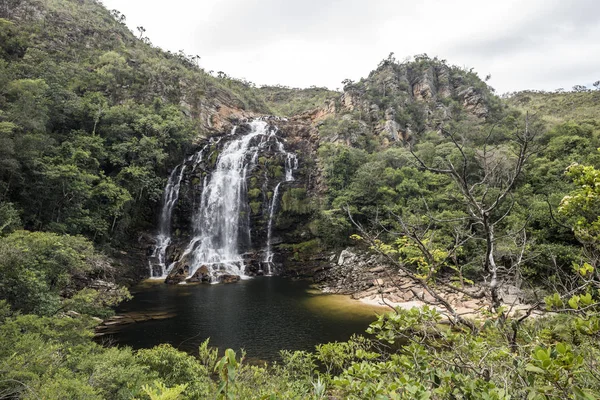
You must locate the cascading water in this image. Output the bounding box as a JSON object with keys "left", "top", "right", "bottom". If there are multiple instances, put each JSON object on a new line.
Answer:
{"left": 263, "top": 151, "right": 297, "bottom": 274}
{"left": 153, "top": 119, "right": 298, "bottom": 283}
{"left": 150, "top": 164, "right": 186, "bottom": 277}
{"left": 150, "top": 137, "right": 222, "bottom": 278}
{"left": 263, "top": 182, "right": 281, "bottom": 275}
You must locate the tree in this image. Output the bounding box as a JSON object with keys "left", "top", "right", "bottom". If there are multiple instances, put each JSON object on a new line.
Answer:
{"left": 0, "top": 230, "right": 122, "bottom": 315}
{"left": 5, "top": 78, "right": 49, "bottom": 132}
{"left": 559, "top": 161, "right": 600, "bottom": 266}
{"left": 136, "top": 26, "right": 146, "bottom": 40}
{"left": 350, "top": 114, "right": 541, "bottom": 329}
{"left": 0, "top": 201, "right": 20, "bottom": 233}
{"left": 110, "top": 9, "right": 126, "bottom": 24}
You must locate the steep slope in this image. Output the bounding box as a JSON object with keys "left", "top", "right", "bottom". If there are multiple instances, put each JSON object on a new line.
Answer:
{"left": 0, "top": 0, "right": 277, "bottom": 282}
{"left": 310, "top": 54, "right": 504, "bottom": 147}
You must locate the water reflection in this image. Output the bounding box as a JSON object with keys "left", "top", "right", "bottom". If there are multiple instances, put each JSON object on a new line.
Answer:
{"left": 105, "top": 277, "right": 384, "bottom": 361}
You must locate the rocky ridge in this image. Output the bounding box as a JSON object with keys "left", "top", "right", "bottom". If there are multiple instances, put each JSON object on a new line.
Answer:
{"left": 310, "top": 56, "right": 500, "bottom": 149}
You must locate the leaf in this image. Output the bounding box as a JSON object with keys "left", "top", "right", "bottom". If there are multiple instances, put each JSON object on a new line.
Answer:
{"left": 568, "top": 296, "right": 580, "bottom": 309}
{"left": 525, "top": 364, "right": 545, "bottom": 374}
{"left": 535, "top": 348, "right": 550, "bottom": 361}
{"left": 556, "top": 342, "right": 567, "bottom": 355}
{"left": 580, "top": 293, "right": 593, "bottom": 306}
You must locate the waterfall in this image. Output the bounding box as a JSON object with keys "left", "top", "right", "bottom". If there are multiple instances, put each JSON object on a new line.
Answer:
{"left": 263, "top": 149, "right": 297, "bottom": 274}
{"left": 285, "top": 153, "right": 298, "bottom": 182}
{"left": 151, "top": 164, "right": 186, "bottom": 277}
{"left": 157, "top": 119, "right": 298, "bottom": 282}
{"left": 263, "top": 182, "right": 281, "bottom": 275}
{"left": 151, "top": 137, "right": 221, "bottom": 278}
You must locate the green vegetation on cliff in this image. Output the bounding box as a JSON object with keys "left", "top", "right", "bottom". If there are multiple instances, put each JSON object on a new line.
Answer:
{"left": 1, "top": 0, "right": 600, "bottom": 399}
{"left": 258, "top": 85, "right": 339, "bottom": 117}
{"left": 0, "top": 0, "right": 269, "bottom": 248}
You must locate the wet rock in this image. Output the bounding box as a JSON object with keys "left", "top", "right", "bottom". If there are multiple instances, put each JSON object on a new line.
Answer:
{"left": 187, "top": 265, "right": 211, "bottom": 283}
{"left": 219, "top": 274, "right": 240, "bottom": 284}
{"left": 165, "top": 266, "right": 189, "bottom": 284}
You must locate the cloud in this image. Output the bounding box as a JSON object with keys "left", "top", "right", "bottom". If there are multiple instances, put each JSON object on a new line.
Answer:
{"left": 101, "top": 0, "right": 600, "bottom": 93}
{"left": 193, "top": 0, "right": 385, "bottom": 51}
{"left": 450, "top": 0, "right": 600, "bottom": 58}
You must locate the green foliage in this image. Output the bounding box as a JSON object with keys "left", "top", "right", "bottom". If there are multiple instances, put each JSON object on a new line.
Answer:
{"left": 1, "top": 300, "right": 599, "bottom": 399}
{"left": 0, "top": 230, "right": 119, "bottom": 315}
{"left": 315, "top": 335, "right": 378, "bottom": 375}
{"left": 250, "top": 201, "right": 262, "bottom": 215}
{"left": 258, "top": 85, "right": 339, "bottom": 117}
{"left": 508, "top": 90, "right": 600, "bottom": 127}
{"left": 281, "top": 187, "right": 313, "bottom": 214}
{"left": 137, "top": 344, "right": 214, "bottom": 398}
{"left": 214, "top": 348, "right": 241, "bottom": 399}
{"left": 0, "top": 312, "right": 153, "bottom": 399}
{"left": 141, "top": 381, "right": 188, "bottom": 400}
{"left": 2, "top": 2, "right": 600, "bottom": 400}
{"left": 0, "top": 0, "right": 271, "bottom": 248}
{"left": 0, "top": 201, "right": 20, "bottom": 233}
{"left": 278, "top": 239, "right": 321, "bottom": 261}
{"left": 560, "top": 162, "right": 600, "bottom": 247}
{"left": 62, "top": 286, "right": 132, "bottom": 319}
{"left": 247, "top": 187, "right": 262, "bottom": 200}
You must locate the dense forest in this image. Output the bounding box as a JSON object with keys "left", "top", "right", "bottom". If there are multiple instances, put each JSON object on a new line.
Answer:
{"left": 1, "top": 0, "right": 600, "bottom": 398}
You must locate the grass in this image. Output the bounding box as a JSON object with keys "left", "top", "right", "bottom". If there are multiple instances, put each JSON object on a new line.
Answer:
{"left": 506, "top": 90, "right": 600, "bottom": 126}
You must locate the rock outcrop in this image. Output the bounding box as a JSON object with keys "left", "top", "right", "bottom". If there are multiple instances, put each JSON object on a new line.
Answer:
{"left": 314, "top": 247, "right": 536, "bottom": 318}
{"left": 312, "top": 57, "right": 498, "bottom": 148}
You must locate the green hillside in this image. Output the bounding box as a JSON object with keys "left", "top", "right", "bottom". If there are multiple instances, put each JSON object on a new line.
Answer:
{"left": 1, "top": 1, "right": 600, "bottom": 399}
{"left": 0, "top": 0, "right": 270, "bottom": 250}
{"left": 507, "top": 90, "right": 600, "bottom": 125}
{"left": 258, "top": 85, "right": 339, "bottom": 117}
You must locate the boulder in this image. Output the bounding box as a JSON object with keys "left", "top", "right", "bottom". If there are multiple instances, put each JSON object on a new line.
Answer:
{"left": 165, "top": 266, "right": 189, "bottom": 284}
{"left": 338, "top": 248, "right": 356, "bottom": 266}
{"left": 219, "top": 274, "right": 240, "bottom": 284}
{"left": 187, "top": 265, "right": 211, "bottom": 283}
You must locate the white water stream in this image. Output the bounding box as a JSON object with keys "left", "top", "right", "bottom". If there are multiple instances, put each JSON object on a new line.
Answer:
{"left": 151, "top": 119, "right": 297, "bottom": 281}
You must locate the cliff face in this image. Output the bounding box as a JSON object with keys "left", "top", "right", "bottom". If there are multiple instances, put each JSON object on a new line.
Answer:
{"left": 147, "top": 116, "right": 321, "bottom": 282}
{"left": 149, "top": 56, "right": 506, "bottom": 282}
{"left": 310, "top": 56, "right": 501, "bottom": 148}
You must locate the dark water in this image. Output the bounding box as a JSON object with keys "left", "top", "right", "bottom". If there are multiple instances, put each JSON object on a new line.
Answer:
{"left": 105, "top": 277, "right": 383, "bottom": 361}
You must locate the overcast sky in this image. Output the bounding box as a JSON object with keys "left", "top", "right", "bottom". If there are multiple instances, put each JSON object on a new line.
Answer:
{"left": 101, "top": 0, "right": 600, "bottom": 93}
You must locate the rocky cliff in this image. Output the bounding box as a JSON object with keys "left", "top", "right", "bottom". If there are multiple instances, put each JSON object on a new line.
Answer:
{"left": 144, "top": 55, "right": 507, "bottom": 284}
{"left": 145, "top": 116, "right": 321, "bottom": 283}
{"left": 308, "top": 55, "right": 502, "bottom": 148}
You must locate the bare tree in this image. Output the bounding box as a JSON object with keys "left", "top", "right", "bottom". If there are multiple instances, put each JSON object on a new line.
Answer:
{"left": 411, "top": 115, "right": 539, "bottom": 308}
{"left": 136, "top": 26, "right": 146, "bottom": 40}
{"left": 350, "top": 114, "right": 541, "bottom": 331}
